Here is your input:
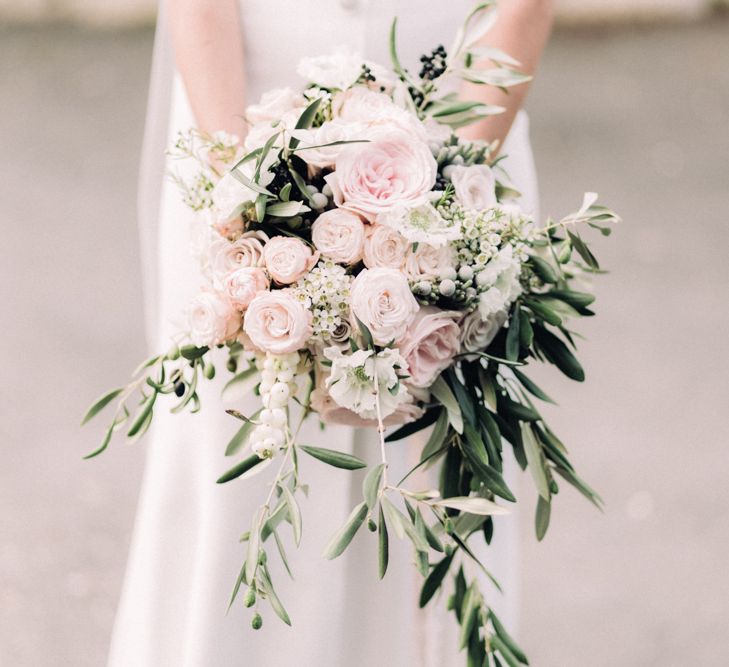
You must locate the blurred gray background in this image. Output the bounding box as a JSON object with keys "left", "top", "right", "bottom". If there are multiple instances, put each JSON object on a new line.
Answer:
{"left": 1, "top": 5, "right": 728, "bottom": 666}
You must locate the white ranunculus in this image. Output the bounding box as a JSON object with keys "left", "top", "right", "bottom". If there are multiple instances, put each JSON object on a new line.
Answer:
{"left": 460, "top": 308, "right": 507, "bottom": 353}
{"left": 323, "top": 346, "right": 409, "bottom": 419}
{"left": 332, "top": 87, "right": 427, "bottom": 139}
{"left": 246, "top": 87, "right": 306, "bottom": 125}
{"left": 477, "top": 245, "right": 523, "bottom": 320}
{"left": 377, "top": 203, "right": 461, "bottom": 247}
{"left": 291, "top": 119, "right": 368, "bottom": 170}
{"left": 297, "top": 50, "right": 364, "bottom": 90}
{"left": 349, "top": 268, "right": 420, "bottom": 345}
{"left": 450, "top": 164, "right": 498, "bottom": 212}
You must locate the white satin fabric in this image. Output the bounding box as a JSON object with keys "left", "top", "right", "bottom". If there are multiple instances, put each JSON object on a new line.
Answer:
{"left": 110, "top": 2, "right": 538, "bottom": 665}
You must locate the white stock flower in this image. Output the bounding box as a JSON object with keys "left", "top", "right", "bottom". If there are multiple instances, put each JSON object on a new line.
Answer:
{"left": 477, "top": 245, "right": 523, "bottom": 320}
{"left": 323, "top": 346, "right": 409, "bottom": 419}
{"left": 377, "top": 203, "right": 461, "bottom": 247}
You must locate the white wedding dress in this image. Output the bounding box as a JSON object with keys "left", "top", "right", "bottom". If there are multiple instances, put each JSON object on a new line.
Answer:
{"left": 109, "top": 1, "right": 538, "bottom": 665}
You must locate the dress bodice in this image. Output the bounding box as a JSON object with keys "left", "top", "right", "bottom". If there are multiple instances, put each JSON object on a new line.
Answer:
{"left": 239, "top": 0, "right": 478, "bottom": 99}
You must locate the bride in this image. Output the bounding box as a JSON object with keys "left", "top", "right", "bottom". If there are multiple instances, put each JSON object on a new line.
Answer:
{"left": 109, "top": 1, "right": 553, "bottom": 665}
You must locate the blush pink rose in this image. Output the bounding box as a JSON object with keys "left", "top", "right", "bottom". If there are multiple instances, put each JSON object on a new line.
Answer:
{"left": 223, "top": 267, "right": 270, "bottom": 311}
{"left": 262, "top": 236, "right": 318, "bottom": 285}
{"left": 243, "top": 290, "right": 313, "bottom": 354}
{"left": 324, "top": 132, "right": 437, "bottom": 222}
{"left": 187, "top": 291, "right": 241, "bottom": 347}
{"left": 209, "top": 231, "right": 267, "bottom": 284}
{"left": 398, "top": 307, "right": 461, "bottom": 388}
{"left": 350, "top": 267, "right": 419, "bottom": 345}
{"left": 311, "top": 209, "right": 365, "bottom": 264}
{"left": 363, "top": 223, "right": 408, "bottom": 269}
{"left": 404, "top": 242, "right": 457, "bottom": 282}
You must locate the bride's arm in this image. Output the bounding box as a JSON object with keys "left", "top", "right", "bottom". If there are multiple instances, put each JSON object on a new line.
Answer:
{"left": 459, "top": 0, "right": 554, "bottom": 148}
{"left": 168, "top": 0, "right": 247, "bottom": 138}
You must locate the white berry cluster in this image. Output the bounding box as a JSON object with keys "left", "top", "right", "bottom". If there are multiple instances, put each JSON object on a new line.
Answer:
{"left": 250, "top": 352, "right": 300, "bottom": 459}
{"left": 435, "top": 203, "right": 532, "bottom": 309}
{"left": 292, "top": 260, "right": 352, "bottom": 342}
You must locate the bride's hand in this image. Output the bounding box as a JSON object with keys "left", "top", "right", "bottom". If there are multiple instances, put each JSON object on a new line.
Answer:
{"left": 458, "top": 0, "right": 554, "bottom": 150}
{"left": 168, "top": 0, "right": 247, "bottom": 138}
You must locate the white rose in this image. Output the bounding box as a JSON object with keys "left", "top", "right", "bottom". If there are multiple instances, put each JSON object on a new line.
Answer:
{"left": 363, "top": 224, "right": 408, "bottom": 269}
{"left": 460, "top": 309, "right": 507, "bottom": 353}
{"left": 297, "top": 50, "right": 363, "bottom": 90}
{"left": 404, "top": 243, "right": 457, "bottom": 282}
{"left": 187, "top": 291, "right": 241, "bottom": 347}
{"left": 349, "top": 267, "right": 419, "bottom": 345}
{"left": 246, "top": 87, "right": 305, "bottom": 125}
{"left": 450, "top": 164, "right": 497, "bottom": 211}
{"left": 311, "top": 208, "right": 365, "bottom": 264}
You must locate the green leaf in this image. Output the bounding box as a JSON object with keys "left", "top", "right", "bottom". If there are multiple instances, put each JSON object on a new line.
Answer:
{"left": 81, "top": 387, "right": 123, "bottom": 425}
{"left": 491, "top": 611, "right": 530, "bottom": 664}
{"left": 272, "top": 529, "right": 293, "bottom": 579}
{"left": 491, "top": 635, "right": 523, "bottom": 667}
{"left": 432, "top": 496, "right": 509, "bottom": 516}
{"left": 363, "top": 464, "right": 385, "bottom": 510}
{"left": 266, "top": 200, "right": 310, "bottom": 217}
{"left": 126, "top": 392, "right": 156, "bottom": 438}
{"left": 524, "top": 298, "right": 562, "bottom": 326}
{"left": 529, "top": 255, "right": 559, "bottom": 283}
{"left": 519, "top": 310, "right": 533, "bottom": 348}
{"left": 567, "top": 230, "right": 600, "bottom": 269}
{"left": 259, "top": 567, "right": 292, "bottom": 626}
{"left": 534, "top": 325, "right": 585, "bottom": 381}
{"left": 353, "top": 314, "right": 374, "bottom": 349}
{"left": 179, "top": 344, "right": 209, "bottom": 360}
{"left": 385, "top": 408, "right": 440, "bottom": 442}
{"left": 83, "top": 422, "right": 114, "bottom": 460}
{"left": 322, "top": 502, "right": 368, "bottom": 559}
{"left": 419, "top": 553, "right": 454, "bottom": 607}
{"left": 512, "top": 368, "right": 555, "bottom": 404}
{"left": 431, "top": 375, "right": 463, "bottom": 434}
{"left": 389, "top": 17, "right": 409, "bottom": 82}
{"left": 549, "top": 289, "right": 595, "bottom": 309}
{"left": 420, "top": 409, "right": 449, "bottom": 463}
{"left": 554, "top": 466, "right": 603, "bottom": 509}
{"left": 254, "top": 192, "right": 267, "bottom": 222}
{"left": 378, "top": 505, "right": 389, "bottom": 579}
{"left": 217, "top": 454, "right": 265, "bottom": 484}
{"left": 288, "top": 97, "right": 322, "bottom": 149}
{"left": 458, "top": 585, "right": 480, "bottom": 649}
{"left": 299, "top": 445, "right": 367, "bottom": 470}
{"left": 381, "top": 497, "right": 429, "bottom": 553}
{"left": 281, "top": 486, "right": 302, "bottom": 546}
{"left": 505, "top": 307, "right": 521, "bottom": 362}
{"left": 535, "top": 494, "right": 551, "bottom": 541}
{"left": 522, "top": 424, "right": 550, "bottom": 500}
{"left": 225, "top": 409, "right": 262, "bottom": 456}
{"left": 245, "top": 508, "right": 264, "bottom": 581}
{"left": 461, "top": 444, "right": 516, "bottom": 502}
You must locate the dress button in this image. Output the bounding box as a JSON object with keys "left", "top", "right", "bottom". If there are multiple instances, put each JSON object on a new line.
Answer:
{"left": 339, "top": 0, "right": 358, "bottom": 10}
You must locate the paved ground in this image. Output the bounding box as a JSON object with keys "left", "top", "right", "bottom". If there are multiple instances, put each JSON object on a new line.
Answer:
{"left": 1, "top": 19, "right": 728, "bottom": 667}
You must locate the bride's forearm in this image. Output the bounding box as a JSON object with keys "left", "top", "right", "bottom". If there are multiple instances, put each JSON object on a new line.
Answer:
{"left": 168, "top": 0, "right": 247, "bottom": 138}
{"left": 459, "top": 0, "right": 554, "bottom": 148}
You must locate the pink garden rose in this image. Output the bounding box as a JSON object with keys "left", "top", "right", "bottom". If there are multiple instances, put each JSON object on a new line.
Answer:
{"left": 311, "top": 209, "right": 365, "bottom": 264}
{"left": 222, "top": 267, "right": 270, "bottom": 311}
{"left": 187, "top": 291, "right": 241, "bottom": 347}
{"left": 243, "top": 290, "right": 313, "bottom": 354}
{"left": 398, "top": 307, "right": 461, "bottom": 388}
{"left": 350, "top": 267, "right": 419, "bottom": 345}
{"left": 325, "top": 132, "right": 437, "bottom": 222}
{"left": 362, "top": 223, "right": 408, "bottom": 269}
{"left": 262, "top": 236, "right": 318, "bottom": 285}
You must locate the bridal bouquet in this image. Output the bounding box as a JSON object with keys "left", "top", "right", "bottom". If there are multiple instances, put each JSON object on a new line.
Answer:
{"left": 84, "top": 3, "right": 618, "bottom": 664}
